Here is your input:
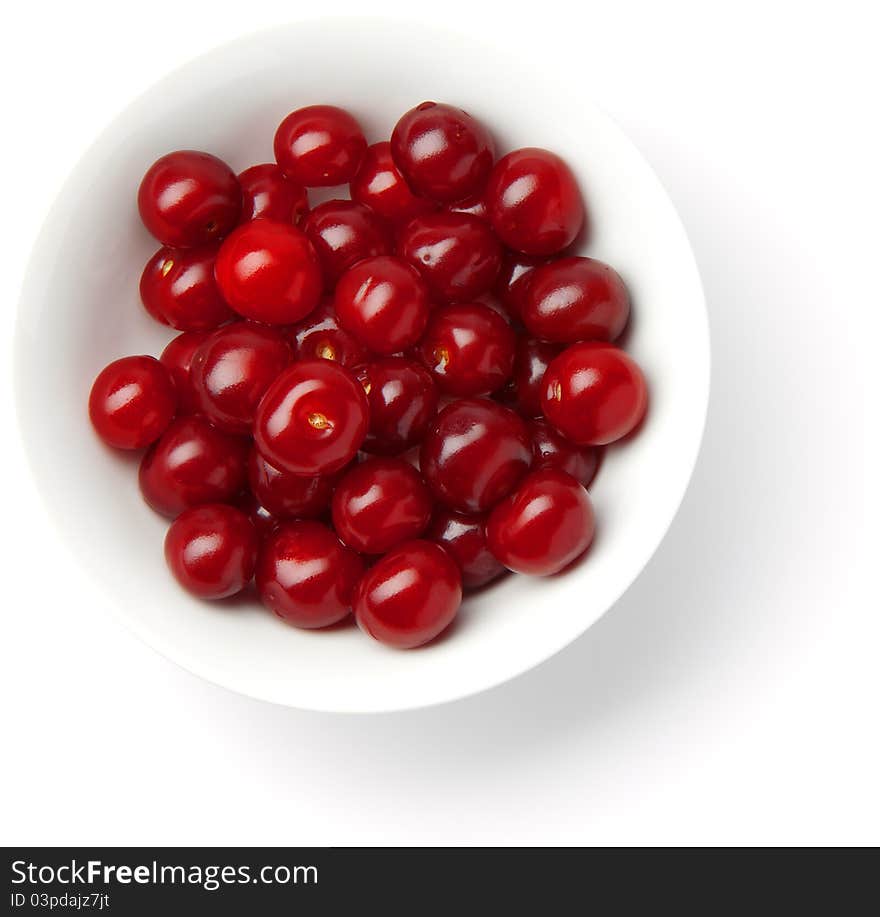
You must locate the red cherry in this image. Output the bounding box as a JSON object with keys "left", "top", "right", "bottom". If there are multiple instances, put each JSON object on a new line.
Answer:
{"left": 390, "top": 102, "right": 494, "bottom": 202}
{"left": 138, "top": 150, "right": 241, "bottom": 247}
{"left": 302, "top": 200, "right": 391, "bottom": 286}
{"left": 190, "top": 322, "right": 291, "bottom": 434}
{"left": 139, "top": 415, "right": 248, "bottom": 517}
{"left": 427, "top": 508, "right": 505, "bottom": 590}
{"left": 254, "top": 360, "right": 369, "bottom": 475}
{"left": 494, "top": 250, "right": 549, "bottom": 322}
{"left": 164, "top": 504, "right": 258, "bottom": 599}
{"left": 487, "top": 469, "right": 595, "bottom": 575}
{"left": 445, "top": 189, "right": 489, "bottom": 221}
{"left": 353, "top": 540, "right": 462, "bottom": 649}
{"left": 398, "top": 211, "right": 501, "bottom": 302}
{"left": 286, "top": 298, "right": 369, "bottom": 368}
{"left": 237, "top": 163, "right": 309, "bottom": 224}
{"left": 248, "top": 448, "right": 340, "bottom": 519}
{"left": 420, "top": 398, "right": 531, "bottom": 513}
{"left": 332, "top": 457, "right": 433, "bottom": 554}
{"left": 487, "top": 148, "right": 585, "bottom": 255}
{"left": 355, "top": 358, "right": 438, "bottom": 455}
{"left": 334, "top": 255, "right": 430, "bottom": 355}
{"left": 256, "top": 520, "right": 365, "bottom": 629}
{"left": 541, "top": 342, "right": 648, "bottom": 445}
{"left": 140, "top": 246, "right": 236, "bottom": 331}
{"left": 274, "top": 105, "right": 367, "bottom": 187}
{"left": 89, "top": 356, "right": 177, "bottom": 450}
{"left": 417, "top": 302, "right": 515, "bottom": 396}
{"left": 160, "top": 330, "right": 212, "bottom": 415}
{"left": 236, "top": 490, "right": 281, "bottom": 539}
{"left": 528, "top": 419, "right": 601, "bottom": 487}
{"left": 507, "top": 337, "right": 561, "bottom": 417}
{"left": 350, "top": 141, "right": 435, "bottom": 225}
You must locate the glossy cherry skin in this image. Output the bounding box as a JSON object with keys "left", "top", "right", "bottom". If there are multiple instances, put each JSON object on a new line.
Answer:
{"left": 528, "top": 419, "right": 601, "bottom": 488}
{"left": 494, "top": 251, "right": 550, "bottom": 322}
{"left": 350, "top": 141, "right": 435, "bottom": 225}
{"left": 214, "top": 219, "right": 322, "bottom": 325}
{"left": 398, "top": 212, "right": 501, "bottom": 303}
{"left": 354, "top": 540, "right": 462, "bottom": 649}
{"left": 487, "top": 148, "right": 585, "bottom": 255}
{"left": 165, "top": 504, "right": 258, "bottom": 599}
{"left": 274, "top": 105, "right": 367, "bottom": 187}
{"left": 427, "top": 508, "right": 505, "bottom": 590}
{"left": 302, "top": 200, "right": 392, "bottom": 286}
{"left": 237, "top": 163, "right": 309, "bottom": 224}
{"left": 541, "top": 342, "right": 648, "bottom": 446}
{"left": 248, "top": 448, "right": 340, "bottom": 520}
{"left": 390, "top": 102, "right": 494, "bottom": 203}
{"left": 138, "top": 415, "right": 248, "bottom": 518}
{"left": 160, "top": 331, "right": 212, "bottom": 415}
{"left": 254, "top": 360, "right": 369, "bottom": 475}
{"left": 487, "top": 469, "right": 595, "bottom": 575}
{"left": 332, "top": 457, "right": 433, "bottom": 554}
{"left": 417, "top": 302, "right": 515, "bottom": 396}
{"left": 256, "top": 520, "right": 365, "bottom": 628}
{"left": 355, "top": 358, "right": 437, "bottom": 455}
{"left": 334, "top": 255, "right": 430, "bottom": 355}
{"left": 191, "top": 322, "right": 291, "bottom": 434}
{"left": 522, "top": 256, "right": 630, "bottom": 343}
{"left": 138, "top": 150, "right": 241, "bottom": 247}
{"left": 236, "top": 490, "right": 282, "bottom": 540}
{"left": 286, "top": 298, "right": 368, "bottom": 368}
{"left": 445, "top": 190, "right": 489, "bottom": 221}
{"left": 89, "top": 356, "right": 177, "bottom": 450}
{"left": 420, "top": 398, "right": 531, "bottom": 513}
{"left": 507, "top": 337, "right": 561, "bottom": 417}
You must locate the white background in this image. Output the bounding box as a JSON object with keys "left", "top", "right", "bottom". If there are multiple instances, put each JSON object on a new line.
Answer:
{"left": 1, "top": 0, "right": 876, "bottom": 846}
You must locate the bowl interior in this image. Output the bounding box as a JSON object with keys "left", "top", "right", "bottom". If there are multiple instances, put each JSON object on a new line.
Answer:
{"left": 15, "top": 20, "right": 708, "bottom": 712}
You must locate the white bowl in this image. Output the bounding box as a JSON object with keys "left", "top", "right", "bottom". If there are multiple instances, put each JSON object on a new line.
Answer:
{"left": 14, "top": 20, "right": 709, "bottom": 713}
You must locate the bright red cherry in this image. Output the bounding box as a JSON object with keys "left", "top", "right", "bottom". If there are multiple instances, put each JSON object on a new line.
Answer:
{"left": 355, "top": 358, "right": 437, "bottom": 455}
{"left": 138, "top": 415, "right": 248, "bottom": 517}
{"left": 191, "top": 322, "right": 291, "bottom": 434}
{"left": 420, "top": 398, "right": 531, "bottom": 513}
{"left": 302, "top": 200, "right": 391, "bottom": 286}
{"left": 487, "top": 148, "right": 585, "bottom": 255}
{"left": 494, "top": 250, "right": 549, "bottom": 322}
{"left": 286, "top": 298, "right": 369, "bottom": 368}
{"left": 417, "top": 302, "right": 515, "bottom": 396}
{"left": 274, "top": 105, "right": 367, "bottom": 187}
{"left": 164, "top": 504, "right": 258, "bottom": 599}
{"left": 522, "top": 256, "right": 630, "bottom": 343}
{"left": 390, "top": 102, "right": 494, "bottom": 203}
{"left": 248, "top": 448, "right": 340, "bottom": 520}
{"left": 350, "top": 141, "right": 435, "bottom": 225}
{"left": 89, "top": 356, "right": 177, "bottom": 450}
{"left": 334, "top": 255, "right": 430, "bottom": 355}
{"left": 541, "top": 342, "right": 648, "bottom": 446}
{"left": 398, "top": 211, "right": 501, "bottom": 302}
{"left": 256, "top": 520, "right": 365, "bottom": 629}
{"left": 254, "top": 360, "right": 368, "bottom": 475}
{"left": 138, "top": 150, "right": 241, "bottom": 247}
{"left": 160, "top": 331, "right": 212, "bottom": 415}
{"left": 353, "top": 540, "right": 462, "bottom": 649}
{"left": 332, "top": 457, "right": 433, "bottom": 554}
{"left": 237, "top": 163, "right": 309, "bottom": 224}
{"left": 528, "top": 419, "right": 601, "bottom": 488}
{"left": 487, "top": 469, "right": 595, "bottom": 575}
{"left": 214, "top": 219, "right": 322, "bottom": 325}
{"left": 507, "top": 337, "right": 561, "bottom": 417}
{"left": 427, "top": 508, "right": 505, "bottom": 590}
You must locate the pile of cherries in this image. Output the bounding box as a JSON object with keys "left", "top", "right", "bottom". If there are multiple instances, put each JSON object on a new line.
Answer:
{"left": 88, "top": 102, "right": 647, "bottom": 649}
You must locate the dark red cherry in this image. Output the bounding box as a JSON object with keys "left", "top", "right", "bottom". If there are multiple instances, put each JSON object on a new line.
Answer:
{"left": 353, "top": 540, "right": 462, "bottom": 649}
{"left": 417, "top": 302, "right": 515, "bottom": 396}
{"left": 214, "top": 219, "right": 322, "bottom": 324}
{"left": 355, "top": 358, "right": 437, "bottom": 455}
{"left": 528, "top": 419, "right": 601, "bottom": 487}
{"left": 350, "top": 141, "right": 435, "bottom": 225}
{"left": 248, "top": 448, "right": 340, "bottom": 520}
{"left": 487, "top": 148, "right": 585, "bottom": 255}
{"left": 398, "top": 211, "right": 501, "bottom": 302}
{"left": 487, "top": 469, "right": 595, "bottom": 575}
{"left": 420, "top": 398, "right": 531, "bottom": 513}
{"left": 138, "top": 415, "right": 248, "bottom": 517}
{"left": 138, "top": 150, "right": 241, "bottom": 247}
{"left": 274, "top": 105, "right": 367, "bottom": 187}
{"left": 494, "top": 250, "right": 550, "bottom": 322}
{"left": 191, "top": 322, "right": 291, "bottom": 433}
{"left": 508, "top": 337, "right": 561, "bottom": 417}
{"left": 256, "top": 520, "right": 365, "bottom": 629}
{"left": 254, "top": 360, "right": 368, "bottom": 475}
{"left": 334, "top": 255, "right": 430, "bottom": 354}
{"left": 427, "top": 508, "right": 505, "bottom": 590}
{"left": 165, "top": 504, "right": 258, "bottom": 599}
{"left": 445, "top": 189, "right": 489, "bottom": 221}
{"left": 160, "top": 330, "right": 212, "bottom": 415}
{"left": 89, "top": 356, "right": 177, "bottom": 450}
{"left": 302, "top": 200, "right": 392, "bottom": 286}
{"left": 286, "top": 298, "right": 369, "bottom": 368}
{"left": 541, "top": 342, "right": 648, "bottom": 446}
{"left": 332, "top": 457, "right": 433, "bottom": 554}
{"left": 390, "top": 102, "right": 494, "bottom": 203}
{"left": 237, "top": 163, "right": 309, "bottom": 224}
{"left": 236, "top": 490, "right": 282, "bottom": 539}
